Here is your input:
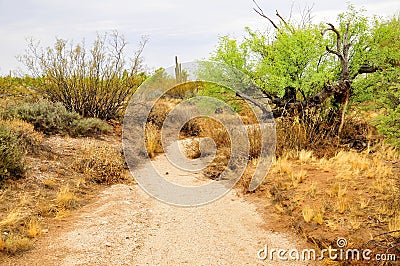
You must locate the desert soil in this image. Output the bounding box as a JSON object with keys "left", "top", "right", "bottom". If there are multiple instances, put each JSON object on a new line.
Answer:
{"left": 3, "top": 146, "right": 312, "bottom": 266}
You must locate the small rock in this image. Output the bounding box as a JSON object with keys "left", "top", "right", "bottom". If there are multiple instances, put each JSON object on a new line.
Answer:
{"left": 41, "top": 229, "right": 49, "bottom": 233}
{"left": 3, "top": 232, "right": 8, "bottom": 235}
{"left": 105, "top": 242, "right": 112, "bottom": 247}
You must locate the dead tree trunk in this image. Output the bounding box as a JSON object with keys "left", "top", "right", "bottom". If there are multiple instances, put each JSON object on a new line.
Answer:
{"left": 251, "top": 1, "right": 380, "bottom": 136}
{"left": 322, "top": 23, "right": 352, "bottom": 136}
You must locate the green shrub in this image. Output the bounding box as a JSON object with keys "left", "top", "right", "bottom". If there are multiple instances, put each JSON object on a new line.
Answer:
{"left": 2, "top": 100, "right": 80, "bottom": 135}
{"left": 0, "top": 128, "right": 25, "bottom": 182}
{"left": 0, "top": 119, "right": 43, "bottom": 153}
{"left": 376, "top": 107, "right": 400, "bottom": 148}
{"left": 2, "top": 100, "right": 112, "bottom": 137}
{"left": 71, "top": 118, "right": 113, "bottom": 137}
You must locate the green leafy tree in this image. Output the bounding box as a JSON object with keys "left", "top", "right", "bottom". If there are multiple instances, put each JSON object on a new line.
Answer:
{"left": 203, "top": 4, "right": 399, "bottom": 140}
{"left": 353, "top": 15, "right": 400, "bottom": 146}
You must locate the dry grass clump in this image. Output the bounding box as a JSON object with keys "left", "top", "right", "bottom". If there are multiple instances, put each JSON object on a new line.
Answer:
{"left": 25, "top": 219, "right": 42, "bottom": 238}
{"left": 198, "top": 118, "right": 230, "bottom": 148}
{"left": 73, "top": 142, "right": 126, "bottom": 184}
{"left": 251, "top": 145, "right": 400, "bottom": 257}
{"left": 0, "top": 209, "right": 23, "bottom": 228}
{"left": 0, "top": 233, "right": 31, "bottom": 254}
{"left": 275, "top": 115, "right": 336, "bottom": 157}
{"left": 147, "top": 100, "right": 172, "bottom": 128}
{"left": 55, "top": 185, "right": 79, "bottom": 209}
{"left": 180, "top": 138, "right": 201, "bottom": 159}
{"left": 302, "top": 206, "right": 315, "bottom": 223}
{"left": 388, "top": 214, "right": 400, "bottom": 237}
{"left": 180, "top": 118, "right": 203, "bottom": 137}
{"left": 0, "top": 208, "right": 40, "bottom": 255}
{"left": 145, "top": 122, "right": 163, "bottom": 158}
{"left": 247, "top": 125, "right": 262, "bottom": 159}
{"left": 271, "top": 156, "right": 294, "bottom": 177}
{"left": 373, "top": 142, "right": 399, "bottom": 162}
{"left": 327, "top": 150, "right": 393, "bottom": 181}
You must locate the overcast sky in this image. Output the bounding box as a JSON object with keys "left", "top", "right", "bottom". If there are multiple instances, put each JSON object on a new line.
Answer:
{"left": 0, "top": 0, "right": 399, "bottom": 75}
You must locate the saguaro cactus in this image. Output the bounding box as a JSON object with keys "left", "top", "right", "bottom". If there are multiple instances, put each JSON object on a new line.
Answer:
{"left": 175, "top": 56, "right": 187, "bottom": 83}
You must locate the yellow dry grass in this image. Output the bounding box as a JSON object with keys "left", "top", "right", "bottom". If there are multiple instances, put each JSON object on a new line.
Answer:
{"left": 247, "top": 144, "right": 400, "bottom": 256}
{"left": 25, "top": 219, "right": 42, "bottom": 238}
{"left": 0, "top": 233, "right": 31, "bottom": 254}
{"left": 145, "top": 122, "right": 163, "bottom": 158}
{"left": 56, "top": 185, "right": 78, "bottom": 209}
{"left": 302, "top": 206, "right": 314, "bottom": 223}
{"left": 388, "top": 214, "right": 400, "bottom": 237}
{"left": 72, "top": 141, "right": 126, "bottom": 184}
{"left": 0, "top": 209, "right": 22, "bottom": 227}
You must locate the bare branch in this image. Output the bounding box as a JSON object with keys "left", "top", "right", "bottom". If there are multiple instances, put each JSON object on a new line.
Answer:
{"left": 252, "top": 0, "right": 279, "bottom": 30}
{"left": 343, "top": 23, "right": 350, "bottom": 46}
{"left": 131, "top": 35, "right": 148, "bottom": 75}
{"left": 322, "top": 23, "right": 342, "bottom": 53}
{"left": 275, "top": 10, "right": 290, "bottom": 29}
{"left": 325, "top": 46, "right": 344, "bottom": 61}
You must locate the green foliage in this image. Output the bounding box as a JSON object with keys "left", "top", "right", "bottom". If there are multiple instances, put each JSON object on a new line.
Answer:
{"left": 0, "top": 76, "right": 36, "bottom": 97}
{"left": 0, "top": 127, "right": 25, "bottom": 182}
{"left": 70, "top": 118, "right": 113, "bottom": 137}
{"left": 376, "top": 106, "right": 400, "bottom": 148}
{"left": 20, "top": 32, "right": 147, "bottom": 120}
{"left": 366, "top": 15, "right": 400, "bottom": 69}
{"left": 2, "top": 100, "right": 112, "bottom": 137}
{"left": 248, "top": 26, "right": 332, "bottom": 98}
{"left": 202, "top": 5, "right": 400, "bottom": 145}
{"left": 0, "top": 119, "right": 43, "bottom": 153}
{"left": 352, "top": 15, "right": 400, "bottom": 146}
{"left": 3, "top": 100, "right": 80, "bottom": 135}
{"left": 196, "top": 83, "right": 243, "bottom": 113}
{"left": 207, "top": 23, "right": 332, "bottom": 99}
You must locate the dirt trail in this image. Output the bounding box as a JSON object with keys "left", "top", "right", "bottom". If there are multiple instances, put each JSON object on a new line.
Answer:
{"left": 4, "top": 149, "right": 311, "bottom": 266}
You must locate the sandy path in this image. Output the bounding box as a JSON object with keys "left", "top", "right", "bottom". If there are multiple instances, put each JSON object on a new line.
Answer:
{"left": 4, "top": 150, "right": 311, "bottom": 266}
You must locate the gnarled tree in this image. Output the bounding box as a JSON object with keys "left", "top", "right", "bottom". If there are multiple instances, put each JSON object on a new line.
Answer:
{"left": 206, "top": 3, "right": 397, "bottom": 139}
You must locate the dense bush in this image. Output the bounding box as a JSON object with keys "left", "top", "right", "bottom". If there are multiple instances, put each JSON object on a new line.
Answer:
{"left": 2, "top": 100, "right": 79, "bottom": 135}
{"left": 376, "top": 107, "right": 400, "bottom": 148}
{"left": 2, "top": 100, "right": 112, "bottom": 137}
{"left": 20, "top": 32, "right": 147, "bottom": 120}
{"left": 0, "top": 127, "right": 25, "bottom": 182}
{"left": 70, "top": 118, "right": 113, "bottom": 137}
{"left": 0, "top": 119, "right": 43, "bottom": 152}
